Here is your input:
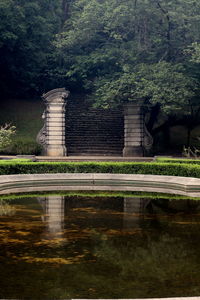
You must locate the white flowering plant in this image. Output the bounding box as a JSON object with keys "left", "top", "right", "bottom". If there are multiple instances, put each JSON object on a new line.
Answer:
{"left": 0, "top": 124, "right": 16, "bottom": 151}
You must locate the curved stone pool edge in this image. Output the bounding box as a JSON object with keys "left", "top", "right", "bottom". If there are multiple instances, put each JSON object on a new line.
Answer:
{"left": 0, "top": 173, "right": 200, "bottom": 197}
{"left": 69, "top": 298, "right": 200, "bottom": 300}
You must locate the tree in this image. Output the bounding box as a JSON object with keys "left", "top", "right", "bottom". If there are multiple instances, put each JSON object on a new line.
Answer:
{"left": 93, "top": 62, "right": 198, "bottom": 111}
{"left": 55, "top": 0, "right": 200, "bottom": 101}
{"left": 0, "top": 0, "right": 63, "bottom": 98}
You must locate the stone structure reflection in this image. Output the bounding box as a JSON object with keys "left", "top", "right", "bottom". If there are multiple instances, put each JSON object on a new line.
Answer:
{"left": 123, "top": 197, "right": 150, "bottom": 230}
{"left": 38, "top": 195, "right": 65, "bottom": 235}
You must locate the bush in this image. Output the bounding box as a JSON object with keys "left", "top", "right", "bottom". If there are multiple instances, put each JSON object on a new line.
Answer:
{"left": 1, "top": 140, "right": 42, "bottom": 155}
{"left": 0, "top": 161, "right": 200, "bottom": 178}
{"left": 155, "top": 157, "right": 200, "bottom": 165}
{"left": 0, "top": 124, "right": 16, "bottom": 151}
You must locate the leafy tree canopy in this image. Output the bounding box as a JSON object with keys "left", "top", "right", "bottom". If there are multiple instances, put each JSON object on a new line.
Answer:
{"left": 0, "top": 0, "right": 200, "bottom": 116}
{"left": 0, "top": 0, "right": 62, "bottom": 97}
{"left": 93, "top": 62, "right": 198, "bottom": 114}
{"left": 54, "top": 0, "right": 200, "bottom": 112}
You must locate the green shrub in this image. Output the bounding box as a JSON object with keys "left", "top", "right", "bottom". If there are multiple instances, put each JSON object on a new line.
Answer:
{"left": 155, "top": 157, "right": 200, "bottom": 164}
{"left": 0, "top": 161, "right": 200, "bottom": 178}
{"left": 1, "top": 140, "right": 42, "bottom": 155}
{"left": 0, "top": 124, "right": 16, "bottom": 151}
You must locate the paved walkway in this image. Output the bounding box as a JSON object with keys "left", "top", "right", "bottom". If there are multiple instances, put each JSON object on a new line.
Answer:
{"left": 0, "top": 155, "right": 154, "bottom": 162}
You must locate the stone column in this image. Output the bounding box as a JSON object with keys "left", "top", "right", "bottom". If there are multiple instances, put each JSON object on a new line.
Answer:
{"left": 43, "top": 88, "right": 69, "bottom": 156}
{"left": 123, "top": 103, "right": 144, "bottom": 157}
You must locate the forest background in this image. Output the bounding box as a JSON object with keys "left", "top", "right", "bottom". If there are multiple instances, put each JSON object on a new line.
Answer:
{"left": 0, "top": 0, "right": 200, "bottom": 155}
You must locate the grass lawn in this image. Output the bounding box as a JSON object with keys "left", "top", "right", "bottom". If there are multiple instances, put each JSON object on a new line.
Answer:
{"left": 0, "top": 98, "right": 44, "bottom": 154}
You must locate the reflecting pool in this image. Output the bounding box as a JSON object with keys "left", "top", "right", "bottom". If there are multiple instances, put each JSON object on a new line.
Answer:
{"left": 0, "top": 192, "right": 200, "bottom": 299}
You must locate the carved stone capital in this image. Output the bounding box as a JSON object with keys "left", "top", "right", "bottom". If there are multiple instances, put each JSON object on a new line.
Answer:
{"left": 42, "top": 88, "right": 69, "bottom": 104}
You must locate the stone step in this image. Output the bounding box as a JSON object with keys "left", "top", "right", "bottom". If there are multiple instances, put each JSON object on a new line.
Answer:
{"left": 68, "top": 152, "right": 123, "bottom": 156}
{"left": 67, "top": 146, "right": 124, "bottom": 150}
{"left": 66, "top": 134, "right": 123, "bottom": 138}
{"left": 68, "top": 109, "right": 122, "bottom": 113}
{"left": 67, "top": 109, "right": 122, "bottom": 112}
{"left": 67, "top": 142, "right": 123, "bottom": 147}
{"left": 67, "top": 114, "right": 123, "bottom": 118}
{"left": 68, "top": 145, "right": 123, "bottom": 148}
{"left": 66, "top": 121, "right": 123, "bottom": 127}
{"left": 67, "top": 145, "right": 123, "bottom": 150}
{"left": 67, "top": 137, "right": 123, "bottom": 141}
{"left": 67, "top": 135, "right": 123, "bottom": 138}
{"left": 68, "top": 117, "right": 123, "bottom": 120}
{"left": 67, "top": 119, "right": 123, "bottom": 123}
{"left": 66, "top": 138, "right": 123, "bottom": 142}
{"left": 66, "top": 102, "right": 124, "bottom": 156}
{"left": 67, "top": 130, "right": 123, "bottom": 133}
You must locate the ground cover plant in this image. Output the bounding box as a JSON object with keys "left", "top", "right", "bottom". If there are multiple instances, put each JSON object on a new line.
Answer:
{"left": 0, "top": 99, "right": 43, "bottom": 155}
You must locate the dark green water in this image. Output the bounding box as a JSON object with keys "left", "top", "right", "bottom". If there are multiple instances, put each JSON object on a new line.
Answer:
{"left": 0, "top": 193, "right": 200, "bottom": 299}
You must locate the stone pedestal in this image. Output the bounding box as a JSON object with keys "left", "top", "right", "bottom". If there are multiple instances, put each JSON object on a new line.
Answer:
{"left": 37, "top": 88, "right": 69, "bottom": 156}
{"left": 123, "top": 103, "right": 144, "bottom": 157}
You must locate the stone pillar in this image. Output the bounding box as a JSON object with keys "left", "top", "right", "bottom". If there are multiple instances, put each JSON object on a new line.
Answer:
{"left": 41, "top": 88, "right": 69, "bottom": 156}
{"left": 123, "top": 103, "right": 144, "bottom": 157}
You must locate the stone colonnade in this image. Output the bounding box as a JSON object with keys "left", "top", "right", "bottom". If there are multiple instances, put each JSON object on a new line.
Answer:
{"left": 37, "top": 88, "right": 152, "bottom": 157}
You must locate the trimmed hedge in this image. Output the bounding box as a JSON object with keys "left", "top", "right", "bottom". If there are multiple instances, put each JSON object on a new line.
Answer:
{"left": 0, "top": 161, "right": 200, "bottom": 178}
{"left": 156, "top": 157, "right": 200, "bottom": 165}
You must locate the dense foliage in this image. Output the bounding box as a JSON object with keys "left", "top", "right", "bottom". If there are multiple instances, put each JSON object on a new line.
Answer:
{"left": 0, "top": 0, "right": 200, "bottom": 105}
{"left": 0, "top": 0, "right": 63, "bottom": 97}
{"left": 56, "top": 0, "right": 200, "bottom": 112}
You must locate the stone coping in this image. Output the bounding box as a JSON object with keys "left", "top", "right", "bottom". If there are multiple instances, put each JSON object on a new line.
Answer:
{"left": 69, "top": 298, "right": 200, "bottom": 300}
{"left": 0, "top": 173, "right": 200, "bottom": 197}
{"left": 2, "top": 298, "right": 200, "bottom": 300}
